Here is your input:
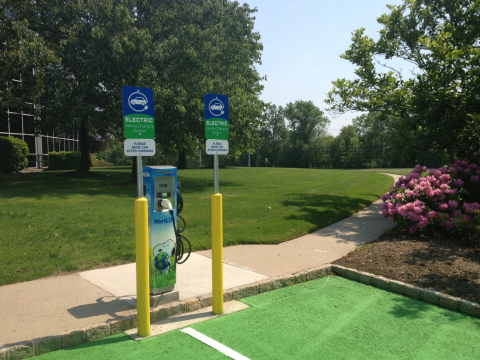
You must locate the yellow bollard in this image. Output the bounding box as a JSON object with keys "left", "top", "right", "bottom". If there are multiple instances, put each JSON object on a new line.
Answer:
{"left": 135, "top": 198, "right": 150, "bottom": 337}
{"left": 211, "top": 193, "right": 224, "bottom": 315}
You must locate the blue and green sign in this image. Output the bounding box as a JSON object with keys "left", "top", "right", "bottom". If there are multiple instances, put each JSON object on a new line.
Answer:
{"left": 123, "top": 86, "right": 155, "bottom": 139}
{"left": 205, "top": 94, "right": 229, "bottom": 139}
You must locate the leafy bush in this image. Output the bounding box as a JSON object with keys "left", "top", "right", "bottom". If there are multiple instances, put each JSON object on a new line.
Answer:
{"left": 0, "top": 136, "right": 29, "bottom": 173}
{"left": 382, "top": 161, "right": 480, "bottom": 239}
{"left": 90, "top": 154, "right": 113, "bottom": 167}
{"left": 48, "top": 151, "right": 83, "bottom": 170}
{"left": 95, "top": 141, "right": 132, "bottom": 166}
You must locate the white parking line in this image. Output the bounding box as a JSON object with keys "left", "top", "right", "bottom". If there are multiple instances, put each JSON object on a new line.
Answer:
{"left": 181, "top": 327, "right": 251, "bottom": 360}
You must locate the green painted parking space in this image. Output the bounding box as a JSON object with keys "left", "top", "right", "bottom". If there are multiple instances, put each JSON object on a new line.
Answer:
{"left": 38, "top": 276, "right": 480, "bottom": 359}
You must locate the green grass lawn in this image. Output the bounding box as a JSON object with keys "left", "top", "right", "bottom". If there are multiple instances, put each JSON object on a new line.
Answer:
{"left": 0, "top": 167, "right": 392, "bottom": 285}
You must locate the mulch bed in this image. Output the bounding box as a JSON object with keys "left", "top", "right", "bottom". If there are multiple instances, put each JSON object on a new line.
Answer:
{"left": 334, "top": 226, "right": 480, "bottom": 304}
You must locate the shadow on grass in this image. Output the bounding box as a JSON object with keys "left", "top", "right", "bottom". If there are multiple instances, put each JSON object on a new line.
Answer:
{"left": 387, "top": 295, "right": 480, "bottom": 329}
{"left": 0, "top": 169, "right": 243, "bottom": 200}
{"left": 281, "top": 194, "right": 389, "bottom": 243}
{"left": 177, "top": 177, "right": 242, "bottom": 194}
{"left": 0, "top": 171, "right": 139, "bottom": 200}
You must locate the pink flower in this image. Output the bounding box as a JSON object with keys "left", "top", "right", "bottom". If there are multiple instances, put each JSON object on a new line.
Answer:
{"left": 439, "top": 174, "right": 450, "bottom": 181}
{"left": 418, "top": 216, "right": 429, "bottom": 228}
{"left": 454, "top": 210, "right": 462, "bottom": 217}
{"left": 448, "top": 200, "right": 458, "bottom": 208}
{"left": 382, "top": 209, "right": 388, "bottom": 218}
{"left": 463, "top": 203, "right": 479, "bottom": 214}
{"left": 427, "top": 211, "right": 437, "bottom": 219}
{"left": 471, "top": 175, "right": 479, "bottom": 183}
{"left": 422, "top": 166, "right": 428, "bottom": 172}
{"left": 438, "top": 203, "right": 448, "bottom": 211}
{"left": 413, "top": 206, "right": 423, "bottom": 214}
{"left": 434, "top": 189, "right": 443, "bottom": 196}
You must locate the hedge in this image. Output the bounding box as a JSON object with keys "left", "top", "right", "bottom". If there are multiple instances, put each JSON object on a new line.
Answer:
{"left": 0, "top": 136, "right": 29, "bottom": 174}
{"left": 48, "top": 151, "right": 84, "bottom": 170}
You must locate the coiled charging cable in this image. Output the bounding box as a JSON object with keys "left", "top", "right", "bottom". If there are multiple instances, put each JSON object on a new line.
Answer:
{"left": 161, "top": 198, "right": 191, "bottom": 264}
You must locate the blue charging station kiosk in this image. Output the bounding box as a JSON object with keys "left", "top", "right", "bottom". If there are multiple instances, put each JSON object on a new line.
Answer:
{"left": 143, "top": 166, "right": 177, "bottom": 294}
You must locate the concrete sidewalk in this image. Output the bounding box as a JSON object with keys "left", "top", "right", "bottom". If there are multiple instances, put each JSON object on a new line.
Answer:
{"left": 0, "top": 174, "right": 399, "bottom": 350}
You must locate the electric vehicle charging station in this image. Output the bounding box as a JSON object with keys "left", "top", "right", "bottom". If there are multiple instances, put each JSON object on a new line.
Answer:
{"left": 143, "top": 165, "right": 178, "bottom": 295}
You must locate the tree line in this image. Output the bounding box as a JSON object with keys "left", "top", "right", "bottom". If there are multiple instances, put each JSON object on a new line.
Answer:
{"left": 248, "top": 103, "right": 446, "bottom": 170}
{"left": 3, "top": 0, "right": 479, "bottom": 172}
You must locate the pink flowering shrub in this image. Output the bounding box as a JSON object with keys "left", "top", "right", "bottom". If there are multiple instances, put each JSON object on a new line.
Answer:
{"left": 381, "top": 160, "right": 480, "bottom": 239}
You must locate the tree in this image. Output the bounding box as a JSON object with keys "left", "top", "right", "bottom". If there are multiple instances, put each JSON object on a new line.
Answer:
{"left": 34, "top": 1, "right": 159, "bottom": 173}
{"left": 284, "top": 100, "right": 330, "bottom": 168}
{"left": 0, "top": 1, "right": 58, "bottom": 112}
{"left": 150, "top": 0, "right": 265, "bottom": 169}
{"left": 325, "top": 0, "right": 480, "bottom": 163}
{"left": 352, "top": 112, "right": 398, "bottom": 167}
{"left": 257, "top": 104, "right": 287, "bottom": 167}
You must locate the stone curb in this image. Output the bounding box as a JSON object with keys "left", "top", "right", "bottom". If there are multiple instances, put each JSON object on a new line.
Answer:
{"left": 331, "top": 264, "right": 480, "bottom": 316}
{"left": 0, "top": 264, "right": 334, "bottom": 359}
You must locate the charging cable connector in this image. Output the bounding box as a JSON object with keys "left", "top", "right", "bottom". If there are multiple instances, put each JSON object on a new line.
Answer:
{"left": 161, "top": 199, "right": 173, "bottom": 211}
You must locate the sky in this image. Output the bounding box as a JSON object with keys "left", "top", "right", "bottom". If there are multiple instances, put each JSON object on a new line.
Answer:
{"left": 245, "top": 0, "right": 405, "bottom": 136}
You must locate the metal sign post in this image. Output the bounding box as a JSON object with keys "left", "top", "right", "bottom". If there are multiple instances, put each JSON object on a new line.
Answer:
{"left": 123, "top": 86, "right": 155, "bottom": 337}
{"left": 214, "top": 155, "right": 219, "bottom": 194}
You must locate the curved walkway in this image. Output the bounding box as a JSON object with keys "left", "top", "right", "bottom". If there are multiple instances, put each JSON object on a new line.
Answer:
{"left": 197, "top": 173, "right": 400, "bottom": 276}
{"left": 0, "top": 174, "right": 400, "bottom": 349}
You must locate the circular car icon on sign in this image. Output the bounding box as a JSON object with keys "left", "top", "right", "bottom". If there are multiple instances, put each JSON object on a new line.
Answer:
{"left": 130, "top": 97, "right": 146, "bottom": 106}
{"left": 128, "top": 91, "right": 149, "bottom": 112}
{"left": 209, "top": 99, "right": 225, "bottom": 116}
